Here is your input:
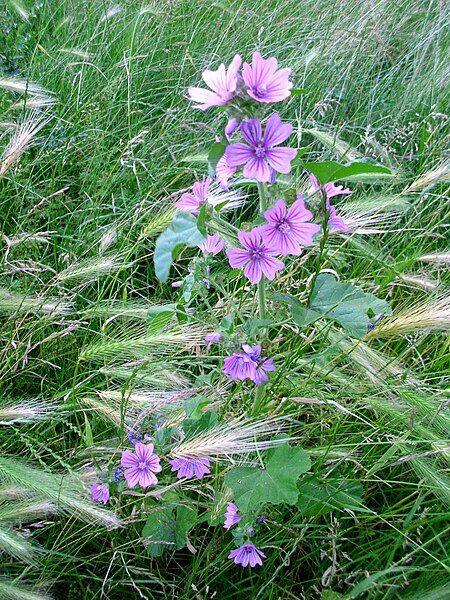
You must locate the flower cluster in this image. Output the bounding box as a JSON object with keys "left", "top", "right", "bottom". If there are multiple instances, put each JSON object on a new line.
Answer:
{"left": 223, "top": 503, "right": 266, "bottom": 568}
{"left": 90, "top": 441, "right": 213, "bottom": 504}
{"left": 188, "top": 51, "right": 292, "bottom": 110}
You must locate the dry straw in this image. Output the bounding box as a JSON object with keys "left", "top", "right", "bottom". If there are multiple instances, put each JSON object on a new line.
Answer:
{"left": 366, "top": 295, "right": 450, "bottom": 338}
{"left": 0, "top": 110, "right": 52, "bottom": 177}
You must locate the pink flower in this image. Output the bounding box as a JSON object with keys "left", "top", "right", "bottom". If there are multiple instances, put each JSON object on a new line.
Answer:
{"left": 90, "top": 483, "right": 110, "bottom": 504}
{"left": 175, "top": 176, "right": 212, "bottom": 214}
{"left": 228, "top": 543, "right": 266, "bottom": 567}
{"left": 242, "top": 51, "right": 292, "bottom": 104}
{"left": 222, "top": 345, "right": 275, "bottom": 385}
{"left": 308, "top": 173, "right": 351, "bottom": 233}
{"left": 226, "top": 228, "right": 284, "bottom": 284}
{"left": 308, "top": 173, "right": 352, "bottom": 200}
{"left": 198, "top": 233, "right": 225, "bottom": 255}
{"left": 188, "top": 55, "right": 242, "bottom": 110}
{"left": 216, "top": 154, "right": 237, "bottom": 190}
{"left": 242, "top": 344, "right": 276, "bottom": 385}
{"left": 225, "top": 113, "right": 297, "bottom": 183}
{"left": 224, "top": 502, "right": 241, "bottom": 529}
{"left": 205, "top": 331, "right": 221, "bottom": 344}
{"left": 120, "top": 442, "right": 162, "bottom": 489}
{"left": 169, "top": 457, "right": 211, "bottom": 480}
{"left": 260, "top": 197, "right": 320, "bottom": 255}
{"left": 225, "top": 118, "right": 240, "bottom": 140}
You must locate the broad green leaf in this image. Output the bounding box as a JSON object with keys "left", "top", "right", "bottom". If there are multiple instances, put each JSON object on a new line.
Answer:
{"left": 308, "top": 273, "right": 391, "bottom": 338}
{"left": 224, "top": 444, "right": 311, "bottom": 514}
{"left": 142, "top": 503, "right": 197, "bottom": 555}
{"left": 154, "top": 212, "right": 205, "bottom": 282}
{"left": 182, "top": 395, "right": 211, "bottom": 419}
{"left": 275, "top": 275, "right": 391, "bottom": 337}
{"left": 243, "top": 317, "right": 273, "bottom": 337}
{"left": 297, "top": 475, "right": 364, "bottom": 517}
{"left": 174, "top": 505, "right": 197, "bottom": 549}
{"left": 142, "top": 506, "right": 175, "bottom": 557}
{"left": 303, "top": 160, "right": 394, "bottom": 184}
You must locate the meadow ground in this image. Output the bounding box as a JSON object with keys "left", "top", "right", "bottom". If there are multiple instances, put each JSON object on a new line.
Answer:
{"left": 0, "top": 0, "right": 449, "bottom": 598}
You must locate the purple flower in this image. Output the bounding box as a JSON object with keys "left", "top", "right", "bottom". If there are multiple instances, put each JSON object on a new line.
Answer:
{"left": 228, "top": 543, "right": 266, "bottom": 567}
{"left": 205, "top": 331, "right": 221, "bottom": 344}
{"left": 90, "top": 483, "right": 110, "bottom": 504}
{"left": 327, "top": 204, "right": 350, "bottom": 233}
{"left": 225, "top": 113, "right": 297, "bottom": 183}
{"left": 113, "top": 468, "right": 123, "bottom": 482}
{"left": 223, "top": 344, "right": 275, "bottom": 385}
{"left": 260, "top": 197, "right": 320, "bottom": 255}
{"left": 255, "top": 515, "right": 266, "bottom": 525}
{"left": 121, "top": 442, "right": 162, "bottom": 489}
{"left": 127, "top": 430, "right": 142, "bottom": 445}
{"left": 175, "top": 176, "right": 212, "bottom": 214}
{"left": 242, "top": 51, "right": 292, "bottom": 104}
{"left": 242, "top": 344, "right": 276, "bottom": 385}
{"left": 169, "top": 457, "right": 211, "bottom": 480}
{"left": 188, "top": 55, "right": 241, "bottom": 110}
{"left": 172, "top": 280, "right": 183, "bottom": 288}
{"left": 224, "top": 502, "right": 242, "bottom": 529}
{"left": 247, "top": 527, "right": 255, "bottom": 536}
{"left": 198, "top": 233, "right": 225, "bottom": 256}
{"left": 223, "top": 351, "right": 257, "bottom": 381}
{"left": 226, "top": 228, "right": 284, "bottom": 284}
{"left": 308, "top": 173, "right": 351, "bottom": 233}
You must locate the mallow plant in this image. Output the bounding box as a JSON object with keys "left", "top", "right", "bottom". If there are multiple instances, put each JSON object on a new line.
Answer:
{"left": 89, "top": 50, "right": 395, "bottom": 567}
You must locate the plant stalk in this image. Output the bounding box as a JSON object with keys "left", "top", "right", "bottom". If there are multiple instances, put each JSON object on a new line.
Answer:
{"left": 253, "top": 182, "right": 269, "bottom": 415}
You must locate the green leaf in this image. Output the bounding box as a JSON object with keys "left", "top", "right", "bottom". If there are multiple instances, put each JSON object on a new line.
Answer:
{"left": 303, "top": 160, "right": 394, "bottom": 184}
{"left": 174, "top": 504, "right": 197, "bottom": 549}
{"left": 182, "top": 395, "right": 211, "bottom": 419}
{"left": 224, "top": 444, "right": 311, "bottom": 514}
{"left": 154, "top": 212, "right": 206, "bottom": 282}
{"left": 308, "top": 273, "right": 391, "bottom": 338}
{"left": 207, "top": 141, "right": 226, "bottom": 178}
{"left": 277, "top": 276, "right": 391, "bottom": 338}
{"left": 142, "top": 506, "right": 176, "bottom": 557}
{"left": 297, "top": 475, "right": 364, "bottom": 517}
{"left": 243, "top": 317, "right": 273, "bottom": 337}
{"left": 142, "top": 503, "right": 198, "bottom": 555}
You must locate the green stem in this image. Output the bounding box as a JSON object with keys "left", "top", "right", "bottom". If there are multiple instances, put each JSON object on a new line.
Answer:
{"left": 257, "top": 182, "right": 268, "bottom": 212}
{"left": 253, "top": 182, "right": 269, "bottom": 415}
{"left": 307, "top": 188, "right": 329, "bottom": 303}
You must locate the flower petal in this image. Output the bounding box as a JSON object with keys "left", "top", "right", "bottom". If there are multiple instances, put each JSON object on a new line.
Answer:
{"left": 265, "top": 146, "right": 297, "bottom": 174}
{"left": 240, "top": 118, "right": 262, "bottom": 146}
{"left": 226, "top": 247, "right": 250, "bottom": 268}
{"left": 243, "top": 258, "right": 263, "bottom": 284}
{"left": 243, "top": 157, "right": 271, "bottom": 182}
{"left": 259, "top": 255, "right": 284, "bottom": 280}
{"left": 124, "top": 467, "right": 142, "bottom": 488}
{"left": 225, "top": 143, "right": 254, "bottom": 167}
{"left": 263, "top": 113, "right": 293, "bottom": 147}
{"left": 121, "top": 450, "right": 138, "bottom": 468}
{"left": 263, "top": 199, "right": 286, "bottom": 224}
